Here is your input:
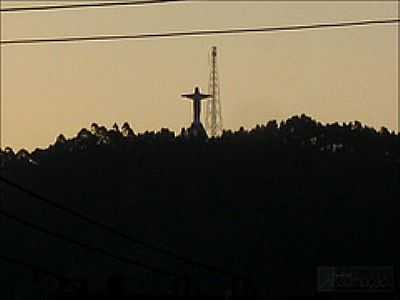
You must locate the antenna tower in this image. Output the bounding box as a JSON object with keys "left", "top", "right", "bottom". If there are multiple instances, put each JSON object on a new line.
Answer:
{"left": 205, "top": 46, "right": 223, "bottom": 137}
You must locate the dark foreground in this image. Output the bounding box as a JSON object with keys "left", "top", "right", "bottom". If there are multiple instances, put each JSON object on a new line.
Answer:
{"left": 1, "top": 115, "right": 399, "bottom": 298}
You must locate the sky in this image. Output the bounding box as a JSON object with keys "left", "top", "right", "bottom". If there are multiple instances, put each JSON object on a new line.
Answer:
{"left": 1, "top": 1, "right": 398, "bottom": 151}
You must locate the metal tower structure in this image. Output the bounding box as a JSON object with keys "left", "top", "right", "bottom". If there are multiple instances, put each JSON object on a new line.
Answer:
{"left": 205, "top": 46, "right": 223, "bottom": 137}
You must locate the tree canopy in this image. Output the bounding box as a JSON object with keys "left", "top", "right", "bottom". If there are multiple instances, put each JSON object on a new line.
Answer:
{"left": 0, "top": 115, "right": 399, "bottom": 298}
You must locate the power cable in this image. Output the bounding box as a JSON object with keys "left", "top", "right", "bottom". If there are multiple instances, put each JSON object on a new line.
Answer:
{"left": 0, "top": 175, "right": 241, "bottom": 278}
{"left": 0, "top": 206, "right": 176, "bottom": 276}
{"left": 0, "top": 0, "right": 188, "bottom": 13}
{"left": 1, "top": 18, "right": 398, "bottom": 46}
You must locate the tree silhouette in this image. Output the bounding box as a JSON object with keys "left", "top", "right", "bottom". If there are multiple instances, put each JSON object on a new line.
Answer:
{"left": 0, "top": 114, "right": 398, "bottom": 298}
{"left": 121, "top": 122, "right": 135, "bottom": 138}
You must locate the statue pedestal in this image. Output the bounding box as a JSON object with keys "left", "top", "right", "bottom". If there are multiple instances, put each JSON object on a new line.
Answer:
{"left": 187, "top": 122, "right": 208, "bottom": 139}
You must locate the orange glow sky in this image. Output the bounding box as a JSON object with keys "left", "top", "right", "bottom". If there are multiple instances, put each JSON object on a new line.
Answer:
{"left": 1, "top": 1, "right": 398, "bottom": 151}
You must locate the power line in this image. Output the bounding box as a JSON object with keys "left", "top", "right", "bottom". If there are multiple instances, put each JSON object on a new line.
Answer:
{"left": 0, "top": 175, "right": 241, "bottom": 278}
{"left": 1, "top": 18, "right": 398, "bottom": 46}
{"left": 0, "top": 206, "right": 176, "bottom": 277}
{"left": 0, "top": 0, "right": 188, "bottom": 13}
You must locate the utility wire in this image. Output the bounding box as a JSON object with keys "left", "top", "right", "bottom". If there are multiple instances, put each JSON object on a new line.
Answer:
{"left": 1, "top": 18, "right": 398, "bottom": 46}
{"left": 0, "top": 175, "right": 241, "bottom": 278}
{"left": 0, "top": 0, "right": 188, "bottom": 13}
{"left": 0, "top": 207, "right": 176, "bottom": 277}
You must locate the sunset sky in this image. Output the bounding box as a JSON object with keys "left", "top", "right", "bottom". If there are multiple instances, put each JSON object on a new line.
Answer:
{"left": 1, "top": 1, "right": 398, "bottom": 151}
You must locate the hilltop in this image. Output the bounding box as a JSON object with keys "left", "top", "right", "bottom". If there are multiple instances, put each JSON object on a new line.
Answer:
{"left": 0, "top": 114, "right": 399, "bottom": 298}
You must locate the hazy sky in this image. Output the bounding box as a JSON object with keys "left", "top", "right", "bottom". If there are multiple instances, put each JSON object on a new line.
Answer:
{"left": 1, "top": 1, "right": 398, "bottom": 151}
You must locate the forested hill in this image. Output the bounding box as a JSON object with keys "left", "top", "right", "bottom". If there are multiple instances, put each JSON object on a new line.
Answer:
{"left": 3, "top": 114, "right": 399, "bottom": 167}
{"left": 1, "top": 114, "right": 399, "bottom": 298}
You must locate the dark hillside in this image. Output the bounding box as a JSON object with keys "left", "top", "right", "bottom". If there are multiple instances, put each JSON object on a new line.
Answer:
{"left": 1, "top": 115, "right": 399, "bottom": 298}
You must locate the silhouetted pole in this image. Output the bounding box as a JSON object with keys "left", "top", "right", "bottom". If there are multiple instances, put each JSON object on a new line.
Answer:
{"left": 231, "top": 276, "right": 244, "bottom": 297}
{"left": 396, "top": 159, "right": 400, "bottom": 185}
{"left": 0, "top": 166, "right": 2, "bottom": 228}
{"left": 78, "top": 280, "right": 89, "bottom": 297}
{"left": 172, "top": 276, "right": 180, "bottom": 296}
{"left": 243, "top": 275, "right": 256, "bottom": 297}
{"left": 107, "top": 273, "right": 126, "bottom": 297}
{"left": 0, "top": 105, "right": 3, "bottom": 227}
{"left": 182, "top": 275, "right": 192, "bottom": 296}
{"left": 0, "top": 72, "right": 3, "bottom": 228}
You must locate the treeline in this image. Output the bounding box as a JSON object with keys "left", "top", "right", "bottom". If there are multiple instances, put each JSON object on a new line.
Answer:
{"left": 0, "top": 114, "right": 399, "bottom": 298}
